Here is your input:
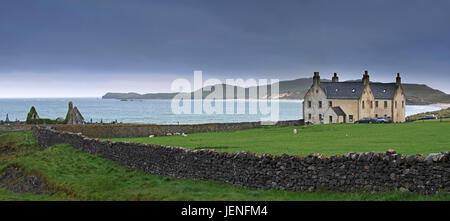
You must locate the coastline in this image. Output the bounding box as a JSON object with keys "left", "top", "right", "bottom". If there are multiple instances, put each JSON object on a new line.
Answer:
{"left": 435, "top": 103, "right": 450, "bottom": 108}
{"left": 0, "top": 98, "right": 447, "bottom": 124}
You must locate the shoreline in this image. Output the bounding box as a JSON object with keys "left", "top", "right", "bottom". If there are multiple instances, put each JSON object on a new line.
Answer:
{"left": 435, "top": 103, "right": 450, "bottom": 108}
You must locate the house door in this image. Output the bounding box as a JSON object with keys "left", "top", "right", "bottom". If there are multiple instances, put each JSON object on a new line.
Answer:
{"left": 329, "top": 116, "right": 333, "bottom": 123}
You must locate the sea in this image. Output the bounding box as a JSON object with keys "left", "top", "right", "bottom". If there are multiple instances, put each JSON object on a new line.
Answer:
{"left": 0, "top": 98, "right": 446, "bottom": 124}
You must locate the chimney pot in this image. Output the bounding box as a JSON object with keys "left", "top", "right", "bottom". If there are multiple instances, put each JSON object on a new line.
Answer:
{"left": 396, "top": 73, "right": 401, "bottom": 85}
{"left": 313, "top": 72, "right": 320, "bottom": 85}
{"left": 363, "top": 70, "right": 370, "bottom": 85}
{"left": 332, "top": 73, "right": 339, "bottom": 82}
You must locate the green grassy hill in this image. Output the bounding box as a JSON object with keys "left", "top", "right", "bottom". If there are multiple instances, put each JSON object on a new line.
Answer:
{"left": 103, "top": 78, "right": 450, "bottom": 105}
{"left": 402, "top": 84, "right": 450, "bottom": 105}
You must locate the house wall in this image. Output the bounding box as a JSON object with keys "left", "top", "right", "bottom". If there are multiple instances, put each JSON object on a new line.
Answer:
{"left": 303, "top": 83, "right": 328, "bottom": 124}
{"left": 329, "top": 99, "right": 359, "bottom": 123}
{"left": 358, "top": 85, "right": 375, "bottom": 120}
{"left": 393, "top": 86, "right": 406, "bottom": 123}
{"left": 324, "top": 107, "right": 338, "bottom": 124}
{"left": 338, "top": 115, "right": 345, "bottom": 123}
{"left": 374, "top": 99, "right": 393, "bottom": 118}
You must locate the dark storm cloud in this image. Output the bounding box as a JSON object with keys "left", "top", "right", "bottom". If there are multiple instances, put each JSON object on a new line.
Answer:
{"left": 1, "top": 0, "right": 449, "bottom": 95}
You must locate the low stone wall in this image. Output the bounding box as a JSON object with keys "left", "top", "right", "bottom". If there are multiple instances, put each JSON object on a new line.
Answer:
{"left": 32, "top": 126, "right": 450, "bottom": 194}
{"left": 51, "top": 120, "right": 304, "bottom": 138}
{"left": 0, "top": 124, "right": 31, "bottom": 132}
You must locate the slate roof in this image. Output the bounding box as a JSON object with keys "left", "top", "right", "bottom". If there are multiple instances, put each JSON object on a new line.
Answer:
{"left": 320, "top": 82, "right": 363, "bottom": 99}
{"left": 331, "top": 107, "right": 346, "bottom": 116}
{"left": 369, "top": 83, "right": 397, "bottom": 99}
{"left": 320, "top": 82, "right": 397, "bottom": 99}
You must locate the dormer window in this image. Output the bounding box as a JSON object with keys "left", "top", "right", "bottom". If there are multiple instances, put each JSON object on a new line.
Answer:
{"left": 383, "top": 89, "right": 386, "bottom": 93}
{"left": 352, "top": 88, "right": 355, "bottom": 93}
{"left": 335, "top": 88, "right": 338, "bottom": 92}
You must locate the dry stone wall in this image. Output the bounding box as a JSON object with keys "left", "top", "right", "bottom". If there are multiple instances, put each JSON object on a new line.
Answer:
{"left": 51, "top": 120, "right": 304, "bottom": 138}
{"left": 32, "top": 126, "right": 450, "bottom": 194}
{"left": 0, "top": 124, "right": 31, "bottom": 132}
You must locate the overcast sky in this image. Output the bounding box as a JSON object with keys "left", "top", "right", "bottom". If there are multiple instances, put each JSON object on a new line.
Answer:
{"left": 1, "top": 0, "right": 449, "bottom": 97}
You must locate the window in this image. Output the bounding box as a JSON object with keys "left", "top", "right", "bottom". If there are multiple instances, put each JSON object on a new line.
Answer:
{"left": 308, "top": 101, "right": 312, "bottom": 108}
{"left": 402, "top": 101, "right": 404, "bottom": 108}
{"left": 371, "top": 101, "right": 373, "bottom": 108}
{"left": 384, "top": 114, "right": 387, "bottom": 118}
{"left": 329, "top": 101, "right": 332, "bottom": 107}
{"left": 375, "top": 101, "right": 379, "bottom": 108}
{"left": 384, "top": 101, "right": 388, "bottom": 108}
{"left": 395, "top": 101, "right": 398, "bottom": 108}
{"left": 319, "top": 114, "right": 323, "bottom": 120}
{"left": 362, "top": 101, "right": 365, "bottom": 109}
{"left": 375, "top": 114, "right": 378, "bottom": 118}
{"left": 319, "top": 101, "right": 322, "bottom": 108}
{"left": 349, "top": 115, "right": 354, "bottom": 122}
{"left": 308, "top": 113, "right": 311, "bottom": 120}
{"left": 329, "top": 116, "right": 333, "bottom": 123}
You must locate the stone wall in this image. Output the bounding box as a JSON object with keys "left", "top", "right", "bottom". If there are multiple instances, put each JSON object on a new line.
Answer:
{"left": 50, "top": 120, "right": 304, "bottom": 138}
{"left": 0, "top": 124, "right": 31, "bottom": 132}
{"left": 32, "top": 126, "right": 450, "bottom": 194}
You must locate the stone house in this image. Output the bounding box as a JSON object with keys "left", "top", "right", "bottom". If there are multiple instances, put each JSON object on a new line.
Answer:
{"left": 303, "top": 71, "right": 406, "bottom": 124}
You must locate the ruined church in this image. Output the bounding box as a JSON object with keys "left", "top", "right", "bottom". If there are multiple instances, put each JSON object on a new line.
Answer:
{"left": 303, "top": 71, "right": 406, "bottom": 124}
{"left": 67, "top": 101, "right": 85, "bottom": 125}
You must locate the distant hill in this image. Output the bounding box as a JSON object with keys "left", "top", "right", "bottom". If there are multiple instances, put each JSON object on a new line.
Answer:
{"left": 102, "top": 78, "right": 450, "bottom": 105}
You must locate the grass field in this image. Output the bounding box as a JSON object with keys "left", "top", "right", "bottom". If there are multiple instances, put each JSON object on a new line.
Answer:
{"left": 1, "top": 121, "right": 450, "bottom": 201}
{"left": 106, "top": 120, "right": 450, "bottom": 156}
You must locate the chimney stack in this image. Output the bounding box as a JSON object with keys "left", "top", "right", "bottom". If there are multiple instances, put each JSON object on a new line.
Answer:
{"left": 313, "top": 72, "right": 320, "bottom": 86}
{"left": 362, "top": 70, "right": 370, "bottom": 85}
{"left": 396, "top": 73, "right": 401, "bottom": 86}
{"left": 332, "top": 73, "right": 339, "bottom": 82}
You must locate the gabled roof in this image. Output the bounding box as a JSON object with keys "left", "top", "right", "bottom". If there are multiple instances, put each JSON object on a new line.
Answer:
{"left": 331, "top": 107, "right": 346, "bottom": 116}
{"left": 320, "top": 82, "right": 364, "bottom": 99}
{"left": 319, "top": 81, "right": 397, "bottom": 99}
{"left": 370, "top": 83, "right": 397, "bottom": 99}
